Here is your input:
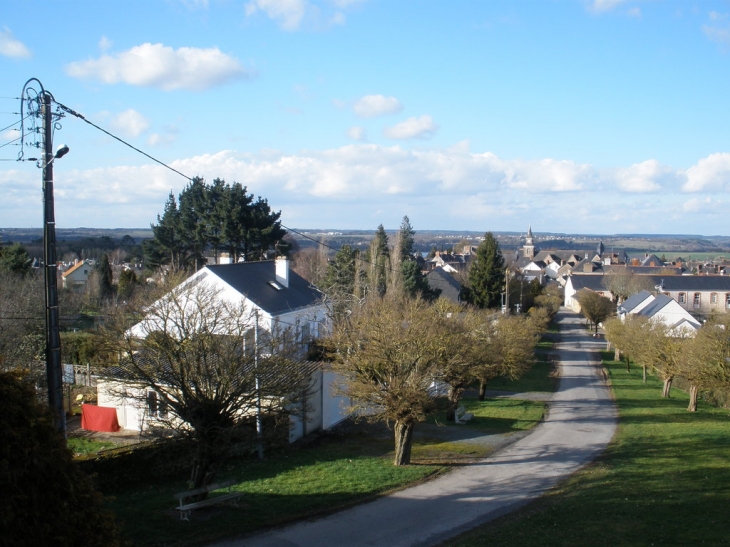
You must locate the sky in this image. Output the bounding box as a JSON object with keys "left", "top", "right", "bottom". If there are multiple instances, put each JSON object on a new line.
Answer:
{"left": 2, "top": 0, "right": 730, "bottom": 236}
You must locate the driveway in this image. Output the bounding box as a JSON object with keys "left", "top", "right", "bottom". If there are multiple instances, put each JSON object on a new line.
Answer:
{"left": 211, "top": 309, "right": 617, "bottom": 547}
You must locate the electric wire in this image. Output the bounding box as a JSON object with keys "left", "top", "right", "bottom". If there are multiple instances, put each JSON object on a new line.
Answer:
{"left": 54, "top": 100, "right": 193, "bottom": 183}
{"left": 39, "top": 97, "right": 402, "bottom": 275}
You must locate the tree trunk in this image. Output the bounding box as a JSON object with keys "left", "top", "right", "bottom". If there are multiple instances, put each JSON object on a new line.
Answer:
{"left": 687, "top": 384, "right": 698, "bottom": 412}
{"left": 661, "top": 376, "right": 673, "bottom": 398}
{"left": 393, "top": 420, "right": 415, "bottom": 466}
{"left": 625, "top": 356, "right": 630, "bottom": 373}
{"left": 642, "top": 364, "right": 647, "bottom": 383}
{"left": 613, "top": 347, "right": 620, "bottom": 361}
{"left": 478, "top": 381, "right": 487, "bottom": 401}
{"left": 446, "top": 388, "right": 460, "bottom": 422}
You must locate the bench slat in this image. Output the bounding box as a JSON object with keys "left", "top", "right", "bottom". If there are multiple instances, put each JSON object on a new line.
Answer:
{"left": 174, "top": 479, "right": 236, "bottom": 501}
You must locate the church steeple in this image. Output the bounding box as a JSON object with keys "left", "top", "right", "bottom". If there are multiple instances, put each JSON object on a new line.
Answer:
{"left": 523, "top": 224, "right": 535, "bottom": 260}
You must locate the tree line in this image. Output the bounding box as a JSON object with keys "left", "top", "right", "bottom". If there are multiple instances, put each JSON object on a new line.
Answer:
{"left": 604, "top": 313, "right": 730, "bottom": 412}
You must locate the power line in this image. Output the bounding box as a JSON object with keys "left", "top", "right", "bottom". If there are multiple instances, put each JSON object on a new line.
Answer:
{"left": 54, "top": 100, "right": 193, "bottom": 183}
{"left": 48, "top": 97, "right": 400, "bottom": 274}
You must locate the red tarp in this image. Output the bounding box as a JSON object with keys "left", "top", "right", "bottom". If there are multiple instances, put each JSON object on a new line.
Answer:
{"left": 81, "top": 404, "right": 121, "bottom": 432}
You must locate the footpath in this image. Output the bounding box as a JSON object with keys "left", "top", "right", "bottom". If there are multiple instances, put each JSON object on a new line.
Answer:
{"left": 211, "top": 309, "right": 617, "bottom": 547}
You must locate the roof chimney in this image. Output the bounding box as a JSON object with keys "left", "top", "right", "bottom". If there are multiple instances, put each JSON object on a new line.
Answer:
{"left": 275, "top": 257, "right": 289, "bottom": 288}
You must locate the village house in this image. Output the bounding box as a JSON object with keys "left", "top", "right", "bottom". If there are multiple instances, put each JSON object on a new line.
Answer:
{"left": 61, "top": 259, "right": 93, "bottom": 292}
{"left": 95, "top": 258, "right": 349, "bottom": 442}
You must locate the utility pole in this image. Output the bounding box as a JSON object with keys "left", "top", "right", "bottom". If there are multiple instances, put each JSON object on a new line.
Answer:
{"left": 41, "top": 90, "right": 65, "bottom": 436}
{"left": 254, "top": 310, "right": 264, "bottom": 460}
{"left": 504, "top": 267, "right": 511, "bottom": 316}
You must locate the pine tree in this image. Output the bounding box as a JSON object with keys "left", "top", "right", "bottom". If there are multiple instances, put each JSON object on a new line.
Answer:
{"left": 467, "top": 232, "right": 505, "bottom": 309}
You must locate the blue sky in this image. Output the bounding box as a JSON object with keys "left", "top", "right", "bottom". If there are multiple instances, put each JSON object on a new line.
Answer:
{"left": 2, "top": 0, "right": 730, "bottom": 235}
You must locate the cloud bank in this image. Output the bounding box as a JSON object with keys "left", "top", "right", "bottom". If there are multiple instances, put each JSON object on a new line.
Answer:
{"left": 3, "top": 144, "right": 728, "bottom": 233}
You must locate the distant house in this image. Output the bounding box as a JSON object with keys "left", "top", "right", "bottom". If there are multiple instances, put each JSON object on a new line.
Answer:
{"left": 563, "top": 274, "right": 614, "bottom": 312}
{"left": 426, "top": 266, "right": 463, "bottom": 303}
{"left": 97, "top": 258, "right": 349, "bottom": 441}
{"left": 61, "top": 260, "right": 93, "bottom": 292}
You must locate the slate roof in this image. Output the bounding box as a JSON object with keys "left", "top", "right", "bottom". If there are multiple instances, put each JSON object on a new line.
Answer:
{"left": 619, "top": 290, "right": 653, "bottom": 314}
{"left": 206, "top": 261, "right": 323, "bottom": 315}
{"left": 567, "top": 274, "right": 610, "bottom": 291}
{"left": 426, "top": 267, "right": 462, "bottom": 303}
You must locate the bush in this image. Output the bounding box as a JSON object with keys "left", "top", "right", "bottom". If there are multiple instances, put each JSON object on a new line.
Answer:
{"left": 0, "top": 372, "right": 120, "bottom": 547}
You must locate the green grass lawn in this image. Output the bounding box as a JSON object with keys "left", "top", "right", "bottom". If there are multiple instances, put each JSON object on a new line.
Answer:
{"left": 67, "top": 437, "right": 117, "bottom": 456}
{"left": 106, "top": 388, "right": 551, "bottom": 546}
{"left": 441, "top": 351, "right": 730, "bottom": 547}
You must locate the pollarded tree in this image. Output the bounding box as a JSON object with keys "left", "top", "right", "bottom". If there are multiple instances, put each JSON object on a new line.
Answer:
{"left": 331, "top": 295, "right": 462, "bottom": 465}
{"left": 576, "top": 289, "right": 615, "bottom": 334}
{"left": 683, "top": 316, "right": 730, "bottom": 411}
{"left": 471, "top": 313, "right": 540, "bottom": 400}
{"left": 101, "top": 277, "right": 311, "bottom": 487}
{"left": 467, "top": 232, "right": 505, "bottom": 309}
{"left": 601, "top": 270, "right": 654, "bottom": 303}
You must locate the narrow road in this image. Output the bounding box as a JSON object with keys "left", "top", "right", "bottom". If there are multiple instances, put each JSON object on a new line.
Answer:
{"left": 213, "top": 309, "right": 617, "bottom": 547}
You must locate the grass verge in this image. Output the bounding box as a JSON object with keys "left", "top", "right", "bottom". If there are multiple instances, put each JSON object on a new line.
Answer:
{"left": 105, "top": 393, "right": 550, "bottom": 546}
{"left": 440, "top": 351, "right": 730, "bottom": 547}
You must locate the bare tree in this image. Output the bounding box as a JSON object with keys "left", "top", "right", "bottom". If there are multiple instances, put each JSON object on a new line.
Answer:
{"left": 683, "top": 315, "right": 730, "bottom": 411}
{"left": 470, "top": 314, "right": 540, "bottom": 401}
{"left": 601, "top": 270, "right": 654, "bottom": 303}
{"left": 330, "top": 295, "right": 460, "bottom": 466}
{"left": 0, "top": 272, "right": 45, "bottom": 380}
{"left": 100, "top": 278, "right": 311, "bottom": 487}
{"left": 576, "top": 290, "right": 615, "bottom": 334}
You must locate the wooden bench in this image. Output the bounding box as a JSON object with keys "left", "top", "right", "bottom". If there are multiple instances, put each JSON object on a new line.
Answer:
{"left": 174, "top": 479, "right": 241, "bottom": 521}
{"left": 454, "top": 405, "right": 473, "bottom": 424}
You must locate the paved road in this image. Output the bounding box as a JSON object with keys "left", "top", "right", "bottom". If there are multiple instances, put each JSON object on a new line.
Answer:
{"left": 212, "top": 309, "right": 617, "bottom": 547}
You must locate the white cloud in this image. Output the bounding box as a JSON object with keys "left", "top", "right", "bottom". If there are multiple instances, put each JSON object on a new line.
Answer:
{"left": 246, "top": 0, "right": 307, "bottom": 31}
{"left": 353, "top": 95, "right": 403, "bottom": 118}
{"left": 383, "top": 116, "right": 438, "bottom": 140}
{"left": 587, "top": 0, "right": 628, "bottom": 13}
{"left": 613, "top": 160, "right": 668, "bottom": 192}
{"left": 99, "top": 36, "right": 113, "bottom": 52}
{"left": 65, "top": 43, "right": 253, "bottom": 91}
{"left": 703, "top": 12, "right": 730, "bottom": 47}
{"left": 108, "top": 109, "right": 150, "bottom": 138}
{"left": 505, "top": 158, "right": 594, "bottom": 192}
{"left": 0, "top": 27, "right": 31, "bottom": 59}
{"left": 147, "top": 125, "right": 179, "bottom": 147}
{"left": 347, "top": 126, "right": 366, "bottom": 141}
{"left": 683, "top": 152, "right": 730, "bottom": 192}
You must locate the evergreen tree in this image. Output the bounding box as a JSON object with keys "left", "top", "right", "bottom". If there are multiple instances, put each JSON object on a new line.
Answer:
{"left": 0, "top": 371, "right": 121, "bottom": 546}
{"left": 398, "top": 215, "right": 415, "bottom": 261}
{"left": 178, "top": 177, "right": 210, "bottom": 270}
{"left": 0, "top": 242, "right": 32, "bottom": 277}
{"left": 368, "top": 224, "right": 390, "bottom": 296}
{"left": 97, "top": 254, "right": 115, "bottom": 301}
{"left": 145, "top": 192, "right": 183, "bottom": 270}
{"left": 467, "top": 232, "right": 505, "bottom": 309}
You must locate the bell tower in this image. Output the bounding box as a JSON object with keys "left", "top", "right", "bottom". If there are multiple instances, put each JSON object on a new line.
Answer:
{"left": 523, "top": 224, "right": 535, "bottom": 260}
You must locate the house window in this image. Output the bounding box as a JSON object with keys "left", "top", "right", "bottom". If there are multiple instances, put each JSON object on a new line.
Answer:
{"left": 711, "top": 293, "right": 718, "bottom": 305}
{"left": 693, "top": 293, "right": 701, "bottom": 308}
{"left": 300, "top": 322, "right": 311, "bottom": 345}
{"left": 726, "top": 293, "right": 730, "bottom": 308}
{"left": 147, "top": 391, "right": 167, "bottom": 419}
{"left": 678, "top": 293, "right": 686, "bottom": 304}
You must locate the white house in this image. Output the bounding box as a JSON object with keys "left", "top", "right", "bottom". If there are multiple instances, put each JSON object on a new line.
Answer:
{"left": 618, "top": 291, "right": 700, "bottom": 336}
{"left": 96, "top": 258, "right": 350, "bottom": 441}
{"left": 61, "top": 259, "right": 93, "bottom": 292}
